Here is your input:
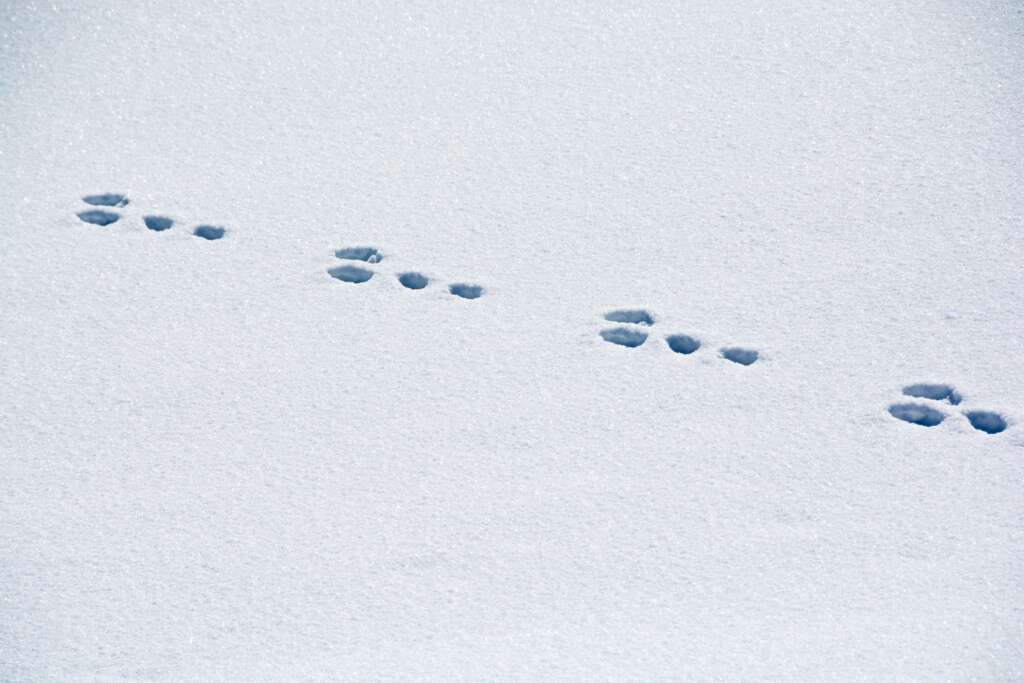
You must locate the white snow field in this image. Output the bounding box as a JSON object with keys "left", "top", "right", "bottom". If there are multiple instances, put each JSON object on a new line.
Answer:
{"left": 2, "top": 1, "right": 1023, "bottom": 680}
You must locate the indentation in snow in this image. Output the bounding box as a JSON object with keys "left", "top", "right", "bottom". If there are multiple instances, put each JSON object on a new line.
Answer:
{"left": 82, "top": 193, "right": 128, "bottom": 207}
{"left": 144, "top": 215, "right": 174, "bottom": 232}
{"left": 666, "top": 334, "right": 701, "bottom": 355}
{"left": 902, "top": 383, "right": 961, "bottom": 405}
{"left": 604, "top": 309, "right": 655, "bottom": 326}
{"left": 328, "top": 265, "right": 374, "bottom": 283}
{"left": 194, "top": 225, "right": 225, "bottom": 240}
{"left": 600, "top": 327, "right": 647, "bottom": 348}
{"left": 398, "top": 272, "right": 428, "bottom": 290}
{"left": 335, "top": 247, "right": 382, "bottom": 263}
{"left": 889, "top": 403, "right": 945, "bottom": 427}
{"left": 721, "top": 347, "right": 758, "bottom": 366}
{"left": 77, "top": 210, "right": 120, "bottom": 226}
{"left": 449, "top": 283, "right": 483, "bottom": 299}
{"left": 964, "top": 410, "right": 1007, "bottom": 434}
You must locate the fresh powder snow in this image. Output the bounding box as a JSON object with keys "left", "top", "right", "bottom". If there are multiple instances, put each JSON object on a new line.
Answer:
{"left": 1, "top": 2, "right": 1022, "bottom": 680}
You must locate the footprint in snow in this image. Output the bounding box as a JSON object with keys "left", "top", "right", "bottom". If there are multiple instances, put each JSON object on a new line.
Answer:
{"left": 449, "top": 283, "right": 484, "bottom": 300}
{"left": 328, "top": 264, "right": 374, "bottom": 283}
{"left": 600, "top": 327, "right": 648, "bottom": 348}
{"left": 75, "top": 192, "right": 125, "bottom": 227}
{"left": 193, "top": 225, "right": 226, "bottom": 241}
{"left": 598, "top": 309, "right": 654, "bottom": 348}
{"left": 327, "top": 246, "right": 482, "bottom": 298}
{"left": 398, "top": 272, "right": 429, "bottom": 290}
{"left": 144, "top": 215, "right": 174, "bottom": 232}
{"left": 604, "top": 309, "right": 655, "bottom": 326}
{"left": 82, "top": 193, "right": 128, "bottom": 207}
{"left": 720, "top": 347, "right": 758, "bottom": 366}
{"left": 76, "top": 193, "right": 125, "bottom": 226}
{"left": 666, "top": 334, "right": 701, "bottom": 355}
{"left": 328, "top": 246, "right": 381, "bottom": 284}
{"left": 335, "top": 246, "right": 382, "bottom": 263}
{"left": 887, "top": 382, "right": 1008, "bottom": 434}
{"left": 77, "top": 209, "right": 121, "bottom": 226}
{"left": 964, "top": 410, "right": 1007, "bottom": 434}
{"left": 74, "top": 193, "right": 224, "bottom": 240}
{"left": 888, "top": 403, "right": 946, "bottom": 427}
{"left": 597, "top": 308, "right": 756, "bottom": 364}
{"left": 902, "top": 383, "right": 961, "bottom": 405}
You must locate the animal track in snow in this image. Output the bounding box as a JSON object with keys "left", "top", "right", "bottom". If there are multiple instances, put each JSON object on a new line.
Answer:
{"left": 600, "top": 327, "right": 648, "bottom": 348}
{"left": 964, "top": 410, "right": 1007, "bottom": 434}
{"left": 73, "top": 193, "right": 226, "bottom": 241}
{"left": 887, "top": 382, "right": 1009, "bottom": 435}
{"left": 604, "top": 309, "right": 655, "bottom": 326}
{"left": 194, "top": 225, "right": 225, "bottom": 241}
{"left": 398, "top": 272, "right": 428, "bottom": 290}
{"left": 144, "top": 215, "right": 174, "bottom": 232}
{"left": 721, "top": 347, "right": 758, "bottom": 366}
{"left": 597, "top": 308, "right": 757, "bottom": 364}
{"left": 599, "top": 308, "right": 652, "bottom": 349}
{"left": 888, "top": 403, "right": 946, "bottom": 427}
{"left": 335, "top": 246, "right": 382, "bottom": 263}
{"left": 77, "top": 193, "right": 127, "bottom": 225}
{"left": 902, "top": 383, "right": 961, "bottom": 405}
{"left": 666, "top": 334, "right": 701, "bottom": 355}
{"left": 449, "top": 283, "right": 484, "bottom": 300}
{"left": 328, "top": 265, "right": 374, "bottom": 284}
{"left": 325, "top": 246, "right": 480, "bottom": 298}
{"left": 77, "top": 209, "right": 120, "bottom": 226}
{"left": 82, "top": 193, "right": 128, "bottom": 207}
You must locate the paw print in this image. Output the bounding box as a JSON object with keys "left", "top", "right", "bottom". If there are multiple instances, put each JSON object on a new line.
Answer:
{"left": 887, "top": 383, "right": 1008, "bottom": 434}
{"left": 597, "top": 308, "right": 760, "bottom": 365}
{"left": 74, "top": 193, "right": 226, "bottom": 240}
{"left": 327, "top": 245, "right": 485, "bottom": 299}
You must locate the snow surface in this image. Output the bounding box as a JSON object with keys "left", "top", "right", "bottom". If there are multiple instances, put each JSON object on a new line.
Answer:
{"left": 2, "top": 1, "right": 1023, "bottom": 680}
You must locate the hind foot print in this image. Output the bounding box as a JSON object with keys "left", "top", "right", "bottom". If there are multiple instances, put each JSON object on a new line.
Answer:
{"left": 449, "top": 283, "right": 483, "bottom": 299}
{"left": 721, "top": 347, "right": 758, "bottom": 366}
{"left": 193, "top": 225, "right": 225, "bottom": 240}
{"left": 964, "top": 410, "right": 1007, "bottom": 434}
{"left": 335, "top": 246, "right": 382, "bottom": 263}
{"left": 82, "top": 193, "right": 128, "bottom": 207}
{"left": 604, "top": 309, "right": 655, "bottom": 326}
{"left": 600, "top": 327, "right": 647, "bottom": 348}
{"left": 398, "top": 272, "right": 428, "bottom": 290}
{"left": 902, "top": 383, "right": 962, "bottom": 405}
{"left": 144, "top": 215, "right": 174, "bottom": 232}
{"left": 328, "top": 265, "right": 374, "bottom": 283}
{"left": 666, "top": 334, "right": 701, "bottom": 355}
{"left": 889, "top": 403, "right": 945, "bottom": 427}
{"left": 77, "top": 209, "right": 120, "bottom": 226}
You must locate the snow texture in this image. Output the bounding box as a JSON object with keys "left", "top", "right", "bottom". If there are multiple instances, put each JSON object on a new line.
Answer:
{"left": 1, "top": 1, "right": 1023, "bottom": 680}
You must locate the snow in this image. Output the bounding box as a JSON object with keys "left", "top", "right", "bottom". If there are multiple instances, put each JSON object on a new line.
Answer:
{"left": 1, "top": 1, "right": 1023, "bottom": 680}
